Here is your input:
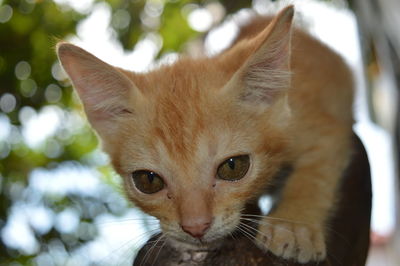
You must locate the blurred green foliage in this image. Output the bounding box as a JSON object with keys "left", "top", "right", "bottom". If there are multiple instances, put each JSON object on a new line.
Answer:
{"left": 0, "top": 0, "right": 254, "bottom": 265}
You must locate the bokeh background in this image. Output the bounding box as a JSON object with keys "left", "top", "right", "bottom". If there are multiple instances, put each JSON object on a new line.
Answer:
{"left": 0, "top": 0, "right": 399, "bottom": 265}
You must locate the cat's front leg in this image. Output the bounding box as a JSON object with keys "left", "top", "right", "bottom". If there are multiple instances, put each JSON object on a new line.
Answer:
{"left": 255, "top": 213, "right": 326, "bottom": 263}
{"left": 255, "top": 137, "right": 351, "bottom": 263}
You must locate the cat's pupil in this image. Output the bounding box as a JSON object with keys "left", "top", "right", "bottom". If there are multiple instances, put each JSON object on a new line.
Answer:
{"left": 228, "top": 158, "right": 235, "bottom": 169}
{"left": 216, "top": 155, "right": 250, "bottom": 181}
{"left": 132, "top": 170, "right": 164, "bottom": 194}
{"left": 148, "top": 172, "right": 155, "bottom": 183}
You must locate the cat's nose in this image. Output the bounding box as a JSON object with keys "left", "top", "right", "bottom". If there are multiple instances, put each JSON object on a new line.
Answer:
{"left": 181, "top": 222, "right": 211, "bottom": 238}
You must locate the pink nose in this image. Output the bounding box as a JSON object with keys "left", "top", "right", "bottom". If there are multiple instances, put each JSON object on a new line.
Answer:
{"left": 181, "top": 222, "right": 211, "bottom": 238}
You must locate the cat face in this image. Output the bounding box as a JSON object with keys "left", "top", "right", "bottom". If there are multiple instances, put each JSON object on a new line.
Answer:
{"left": 106, "top": 72, "right": 287, "bottom": 246}
{"left": 57, "top": 6, "right": 293, "bottom": 248}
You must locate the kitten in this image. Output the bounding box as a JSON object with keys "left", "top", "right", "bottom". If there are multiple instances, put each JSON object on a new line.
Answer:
{"left": 56, "top": 5, "right": 354, "bottom": 263}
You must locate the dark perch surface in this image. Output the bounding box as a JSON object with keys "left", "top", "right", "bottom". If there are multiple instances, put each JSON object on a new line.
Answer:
{"left": 133, "top": 135, "right": 371, "bottom": 266}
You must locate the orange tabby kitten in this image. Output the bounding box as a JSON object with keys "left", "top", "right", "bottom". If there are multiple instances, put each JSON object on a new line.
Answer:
{"left": 57, "top": 6, "right": 353, "bottom": 263}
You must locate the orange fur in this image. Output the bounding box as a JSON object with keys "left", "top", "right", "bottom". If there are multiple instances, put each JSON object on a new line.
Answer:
{"left": 57, "top": 5, "right": 354, "bottom": 263}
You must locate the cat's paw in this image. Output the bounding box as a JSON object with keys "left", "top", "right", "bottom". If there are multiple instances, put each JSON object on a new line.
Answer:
{"left": 255, "top": 220, "right": 326, "bottom": 263}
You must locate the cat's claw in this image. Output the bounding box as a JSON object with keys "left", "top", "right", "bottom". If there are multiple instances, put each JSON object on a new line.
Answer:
{"left": 255, "top": 221, "right": 326, "bottom": 263}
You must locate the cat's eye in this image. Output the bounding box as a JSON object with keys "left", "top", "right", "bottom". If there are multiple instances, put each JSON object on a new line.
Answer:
{"left": 132, "top": 170, "right": 164, "bottom": 194}
{"left": 217, "top": 155, "right": 250, "bottom": 181}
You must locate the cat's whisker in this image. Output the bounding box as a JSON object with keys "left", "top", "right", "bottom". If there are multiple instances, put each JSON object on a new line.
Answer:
{"left": 237, "top": 222, "right": 259, "bottom": 241}
{"left": 239, "top": 219, "right": 282, "bottom": 239}
{"left": 239, "top": 218, "right": 307, "bottom": 253}
{"left": 117, "top": 239, "right": 141, "bottom": 266}
{"left": 132, "top": 228, "right": 162, "bottom": 242}
{"left": 242, "top": 217, "right": 341, "bottom": 249}
{"left": 236, "top": 222, "right": 265, "bottom": 248}
{"left": 241, "top": 216, "right": 306, "bottom": 237}
{"left": 240, "top": 217, "right": 277, "bottom": 227}
{"left": 240, "top": 217, "right": 276, "bottom": 230}
{"left": 122, "top": 229, "right": 163, "bottom": 262}
{"left": 242, "top": 214, "right": 324, "bottom": 230}
{"left": 151, "top": 233, "right": 168, "bottom": 266}
{"left": 236, "top": 224, "right": 256, "bottom": 244}
{"left": 238, "top": 219, "right": 266, "bottom": 235}
{"left": 237, "top": 223, "right": 278, "bottom": 264}
{"left": 242, "top": 213, "right": 325, "bottom": 229}
{"left": 133, "top": 235, "right": 160, "bottom": 252}
{"left": 139, "top": 233, "right": 167, "bottom": 266}
{"left": 242, "top": 215, "right": 351, "bottom": 249}
{"left": 228, "top": 230, "right": 237, "bottom": 242}
{"left": 96, "top": 227, "right": 161, "bottom": 265}
{"left": 241, "top": 217, "right": 347, "bottom": 265}
{"left": 95, "top": 219, "right": 160, "bottom": 227}
{"left": 95, "top": 237, "right": 138, "bottom": 266}
{"left": 242, "top": 214, "right": 311, "bottom": 224}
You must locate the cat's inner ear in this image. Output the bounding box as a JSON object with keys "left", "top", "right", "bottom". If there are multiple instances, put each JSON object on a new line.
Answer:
{"left": 227, "top": 5, "right": 294, "bottom": 105}
{"left": 56, "top": 43, "right": 140, "bottom": 134}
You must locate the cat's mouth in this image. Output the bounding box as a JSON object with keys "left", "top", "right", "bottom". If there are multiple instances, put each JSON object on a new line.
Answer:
{"left": 163, "top": 219, "right": 239, "bottom": 251}
{"left": 168, "top": 232, "right": 219, "bottom": 245}
{"left": 166, "top": 233, "right": 225, "bottom": 252}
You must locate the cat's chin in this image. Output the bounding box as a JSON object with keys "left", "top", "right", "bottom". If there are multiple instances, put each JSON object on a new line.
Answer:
{"left": 166, "top": 235, "right": 224, "bottom": 252}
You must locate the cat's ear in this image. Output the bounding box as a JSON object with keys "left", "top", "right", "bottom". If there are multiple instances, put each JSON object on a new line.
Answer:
{"left": 226, "top": 5, "right": 294, "bottom": 106}
{"left": 56, "top": 43, "right": 141, "bottom": 135}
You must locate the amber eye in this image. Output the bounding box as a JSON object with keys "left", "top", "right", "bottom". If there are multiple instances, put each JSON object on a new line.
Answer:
{"left": 217, "top": 155, "right": 250, "bottom": 181}
{"left": 132, "top": 170, "right": 164, "bottom": 194}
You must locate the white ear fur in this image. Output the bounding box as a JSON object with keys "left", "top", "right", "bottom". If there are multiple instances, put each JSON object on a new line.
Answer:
{"left": 233, "top": 6, "right": 294, "bottom": 105}
{"left": 56, "top": 43, "right": 141, "bottom": 134}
